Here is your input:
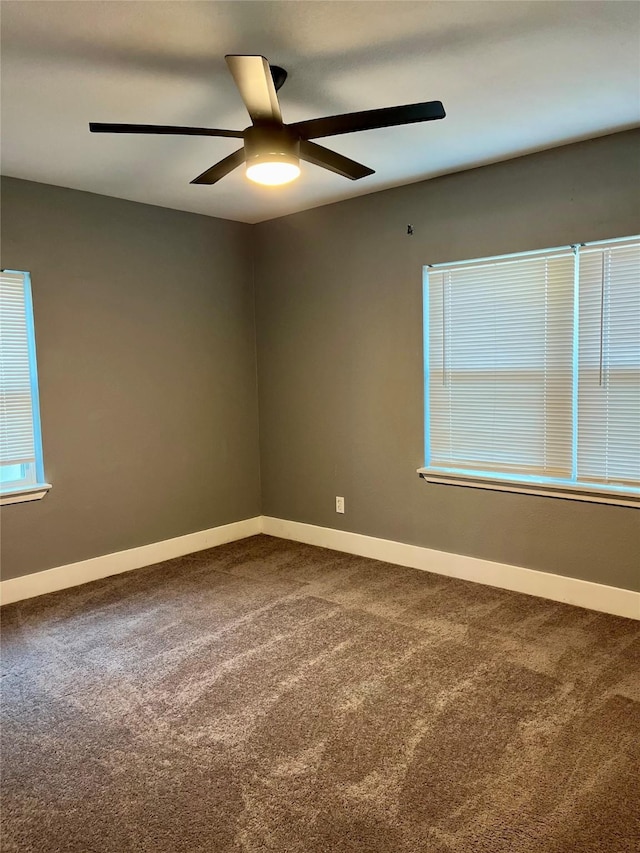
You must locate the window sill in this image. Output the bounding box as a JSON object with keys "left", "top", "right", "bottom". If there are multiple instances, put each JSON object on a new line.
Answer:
{"left": 0, "top": 484, "right": 52, "bottom": 506}
{"left": 417, "top": 469, "right": 639, "bottom": 508}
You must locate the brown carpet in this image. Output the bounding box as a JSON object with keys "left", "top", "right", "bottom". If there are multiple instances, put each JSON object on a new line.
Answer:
{"left": 1, "top": 534, "right": 639, "bottom": 853}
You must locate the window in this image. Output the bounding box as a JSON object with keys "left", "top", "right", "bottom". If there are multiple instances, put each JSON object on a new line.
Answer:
{"left": 420, "top": 237, "right": 640, "bottom": 506}
{"left": 0, "top": 270, "right": 50, "bottom": 505}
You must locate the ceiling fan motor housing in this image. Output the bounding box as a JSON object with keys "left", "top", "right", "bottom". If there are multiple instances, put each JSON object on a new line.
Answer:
{"left": 243, "top": 123, "right": 300, "bottom": 169}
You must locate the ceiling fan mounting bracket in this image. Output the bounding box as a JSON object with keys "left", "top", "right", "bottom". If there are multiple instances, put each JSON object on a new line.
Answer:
{"left": 269, "top": 65, "right": 288, "bottom": 92}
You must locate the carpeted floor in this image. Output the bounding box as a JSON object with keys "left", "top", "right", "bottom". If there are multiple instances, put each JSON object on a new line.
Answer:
{"left": 1, "top": 534, "right": 639, "bottom": 853}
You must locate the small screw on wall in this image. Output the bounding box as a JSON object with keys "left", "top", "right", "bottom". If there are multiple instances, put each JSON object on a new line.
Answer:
{"left": 407, "top": 225, "right": 414, "bottom": 236}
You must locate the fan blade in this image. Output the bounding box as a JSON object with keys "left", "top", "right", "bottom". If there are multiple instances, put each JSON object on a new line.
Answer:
{"left": 225, "top": 55, "right": 282, "bottom": 125}
{"left": 291, "top": 101, "right": 446, "bottom": 140}
{"left": 190, "top": 149, "right": 245, "bottom": 185}
{"left": 300, "top": 141, "right": 374, "bottom": 180}
{"left": 89, "top": 123, "right": 244, "bottom": 138}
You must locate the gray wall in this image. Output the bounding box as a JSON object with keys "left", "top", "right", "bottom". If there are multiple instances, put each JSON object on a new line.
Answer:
{"left": 254, "top": 130, "right": 640, "bottom": 592}
{"left": 3, "top": 132, "right": 639, "bottom": 591}
{"left": 1, "top": 177, "right": 261, "bottom": 581}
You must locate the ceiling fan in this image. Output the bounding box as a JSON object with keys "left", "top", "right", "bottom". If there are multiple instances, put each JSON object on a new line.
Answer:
{"left": 90, "top": 55, "right": 446, "bottom": 187}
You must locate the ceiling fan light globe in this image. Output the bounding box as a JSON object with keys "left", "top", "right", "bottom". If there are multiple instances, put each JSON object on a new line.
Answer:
{"left": 246, "top": 159, "right": 300, "bottom": 186}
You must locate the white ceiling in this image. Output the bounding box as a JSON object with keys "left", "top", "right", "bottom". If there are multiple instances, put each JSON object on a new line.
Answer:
{"left": 2, "top": 1, "right": 639, "bottom": 224}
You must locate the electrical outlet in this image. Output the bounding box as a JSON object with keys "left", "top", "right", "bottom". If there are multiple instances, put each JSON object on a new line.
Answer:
{"left": 336, "top": 496, "right": 345, "bottom": 514}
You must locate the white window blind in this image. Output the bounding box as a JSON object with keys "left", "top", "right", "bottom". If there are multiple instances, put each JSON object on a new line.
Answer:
{"left": 578, "top": 240, "right": 640, "bottom": 489}
{"left": 423, "top": 237, "right": 640, "bottom": 503}
{"left": 0, "top": 270, "right": 46, "bottom": 495}
{"left": 427, "top": 250, "right": 575, "bottom": 478}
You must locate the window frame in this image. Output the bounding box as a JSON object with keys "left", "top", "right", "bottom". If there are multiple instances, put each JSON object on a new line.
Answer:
{"left": 0, "top": 269, "right": 51, "bottom": 506}
{"left": 418, "top": 237, "right": 640, "bottom": 508}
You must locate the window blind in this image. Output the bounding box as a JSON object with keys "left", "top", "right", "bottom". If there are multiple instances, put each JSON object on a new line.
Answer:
{"left": 424, "top": 237, "right": 640, "bottom": 501}
{"left": 0, "top": 271, "right": 39, "bottom": 468}
{"left": 577, "top": 239, "right": 640, "bottom": 488}
{"left": 426, "top": 249, "right": 575, "bottom": 478}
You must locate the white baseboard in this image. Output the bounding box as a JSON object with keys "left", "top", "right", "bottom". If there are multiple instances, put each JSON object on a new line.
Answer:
{"left": 0, "top": 516, "right": 262, "bottom": 606}
{"left": 262, "top": 517, "right": 640, "bottom": 621}
{"left": 3, "top": 515, "right": 638, "bottom": 620}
